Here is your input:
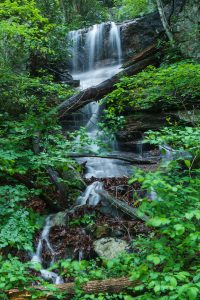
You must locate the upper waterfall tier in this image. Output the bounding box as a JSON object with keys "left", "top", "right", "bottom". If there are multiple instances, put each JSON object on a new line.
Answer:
{"left": 67, "top": 12, "right": 164, "bottom": 74}
{"left": 68, "top": 22, "right": 122, "bottom": 73}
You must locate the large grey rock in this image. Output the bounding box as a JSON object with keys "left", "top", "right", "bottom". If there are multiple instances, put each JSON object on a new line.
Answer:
{"left": 94, "top": 237, "right": 128, "bottom": 259}
{"left": 121, "top": 12, "right": 164, "bottom": 58}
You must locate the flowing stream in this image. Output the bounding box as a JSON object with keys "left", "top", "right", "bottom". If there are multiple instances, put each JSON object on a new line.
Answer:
{"left": 69, "top": 21, "right": 134, "bottom": 179}
{"left": 32, "top": 21, "right": 136, "bottom": 284}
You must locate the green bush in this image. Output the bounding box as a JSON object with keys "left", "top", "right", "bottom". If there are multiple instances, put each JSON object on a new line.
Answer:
{"left": 0, "top": 256, "right": 35, "bottom": 297}
{"left": 112, "top": 0, "right": 153, "bottom": 21}
{"left": 146, "top": 126, "right": 200, "bottom": 159}
{"left": 105, "top": 61, "right": 200, "bottom": 114}
{"left": 0, "top": 185, "right": 42, "bottom": 251}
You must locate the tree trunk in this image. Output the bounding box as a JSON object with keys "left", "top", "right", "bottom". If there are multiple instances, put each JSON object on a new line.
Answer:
{"left": 156, "top": 0, "right": 175, "bottom": 45}
{"left": 97, "top": 190, "right": 149, "bottom": 222}
{"left": 57, "top": 55, "right": 159, "bottom": 117}
{"left": 8, "top": 277, "right": 138, "bottom": 300}
{"left": 69, "top": 153, "right": 158, "bottom": 164}
{"left": 123, "top": 44, "right": 158, "bottom": 68}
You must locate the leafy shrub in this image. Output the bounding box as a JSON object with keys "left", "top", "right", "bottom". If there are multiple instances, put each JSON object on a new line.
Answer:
{"left": 0, "top": 256, "right": 36, "bottom": 297}
{"left": 105, "top": 61, "right": 200, "bottom": 114}
{"left": 112, "top": 0, "right": 153, "bottom": 21}
{"left": 0, "top": 68, "right": 73, "bottom": 117}
{"left": 0, "top": 185, "right": 42, "bottom": 251}
{"left": 146, "top": 126, "right": 200, "bottom": 161}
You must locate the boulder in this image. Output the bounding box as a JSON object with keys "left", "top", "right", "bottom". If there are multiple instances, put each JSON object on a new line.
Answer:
{"left": 94, "top": 237, "right": 129, "bottom": 259}
{"left": 117, "top": 111, "right": 186, "bottom": 144}
{"left": 121, "top": 12, "right": 164, "bottom": 59}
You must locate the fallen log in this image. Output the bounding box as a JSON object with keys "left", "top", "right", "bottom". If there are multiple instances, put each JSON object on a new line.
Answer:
{"left": 58, "top": 55, "right": 159, "bottom": 117}
{"left": 97, "top": 190, "right": 149, "bottom": 222}
{"left": 123, "top": 43, "right": 158, "bottom": 68}
{"left": 8, "top": 277, "right": 137, "bottom": 300}
{"left": 69, "top": 153, "right": 158, "bottom": 164}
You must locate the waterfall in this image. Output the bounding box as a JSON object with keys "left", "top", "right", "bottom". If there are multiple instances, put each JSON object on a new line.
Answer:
{"left": 68, "top": 21, "right": 133, "bottom": 179}
{"left": 109, "top": 22, "right": 122, "bottom": 63}
{"left": 68, "top": 30, "right": 81, "bottom": 73}
{"left": 77, "top": 181, "right": 103, "bottom": 206}
{"left": 68, "top": 21, "right": 122, "bottom": 73}
{"left": 86, "top": 23, "right": 105, "bottom": 70}
{"left": 31, "top": 214, "right": 65, "bottom": 284}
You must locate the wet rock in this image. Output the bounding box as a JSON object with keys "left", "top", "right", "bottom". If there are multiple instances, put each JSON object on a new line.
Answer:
{"left": 117, "top": 111, "right": 177, "bottom": 145}
{"left": 99, "top": 200, "right": 125, "bottom": 219}
{"left": 62, "top": 166, "right": 86, "bottom": 190}
{"left": 110, "top": 229, "right": 124, "bottom": 238}
{"left": 171, "top": 0, "right": 200, "bottom": 60}
{"left": 52, "top": 211, "right": 68, "bottom": 227}
{"left": 121, "top": 12, "right": 164, "bottom": 59}
{"left": 118, "top": 141, "right": 156, "bottom": 153}
{"left": 94, "top": 237, "right": 129, "bottom": 259}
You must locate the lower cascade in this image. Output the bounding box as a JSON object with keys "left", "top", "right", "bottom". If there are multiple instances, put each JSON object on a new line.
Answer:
{"left": 31, "top": 214, "right": 65, "bottom": 284}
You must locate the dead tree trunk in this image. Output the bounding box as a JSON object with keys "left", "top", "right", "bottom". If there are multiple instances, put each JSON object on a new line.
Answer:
{"left": 8, "top": 277, "right": 137, "bottom": 300}
{"left": 156, "top": 0, "right": 175, "bottom": 45}
{"left": 57, "top": 55, "right": 159, "bottom": 117}
{"left": 69, "top": 153, "right": 158, "bottom": 164}
{"left": 97, "top": 190, "right": 149, "bottom": 222}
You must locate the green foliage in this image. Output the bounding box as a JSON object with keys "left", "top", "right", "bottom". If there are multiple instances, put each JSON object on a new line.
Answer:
{"left": 0, "top": 0, "right": 53, "bottom": 70}
{"left": 112, "top": 0, "right": 153, "bottom": 21}
{"left": 99, "top": 110, "right": 126, "bottom": 134}
{"left": 105, "top": 61, "right": 200, "bottom": 115}
{"left": 0, "top": 67, "right": 73, "bottom": 117}
{"left": 36, "top": 0, "right": 111, "bottom": 29}
{"left": 0, "top": 256, "right": 37, "bottom": 298}
{"left": 69, "top": 213, "right": 96, "bottom": 227}
{"left": 126, "top": 162, "right": 200, "bottom": 299}
{"left": 146, "top": 126, "right": 200, "bottom": 159}
{"left": 0, "top": 185, "right": 42, "bottom": 251}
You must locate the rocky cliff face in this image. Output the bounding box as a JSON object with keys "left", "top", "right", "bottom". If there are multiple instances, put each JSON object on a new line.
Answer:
{"left": 121, "top": 12, "right": 164, "bottom": 58}
{"left": 171, "top": 0, "right": 200, "bottom": 60}
{"left": 121, "top": 0, "right": 199, "bottom": 61}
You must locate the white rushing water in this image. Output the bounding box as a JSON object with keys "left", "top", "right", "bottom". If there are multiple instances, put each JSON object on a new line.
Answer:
{"left": 77, "top": 181, "right": 103, "bottom": 206}
{"left": 31, "top": 214, "right": 65, "bottom": 284}
{"left": 86, "top": 24, "right": 105, "bottom": 70}
{"left": 68, "top": 30, "right": 81, "bottom": 73}
{"left": 68, "top": 22, "right": 122, "bottom": 73}
{"left": 109, "top": 22, "right": 122, "bottom": 63}
{"left": 73, "top": 64, "right": 121, "bottom": 90}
